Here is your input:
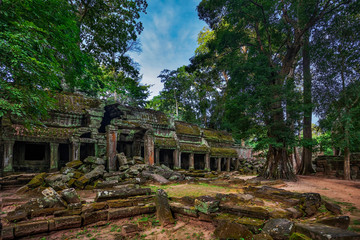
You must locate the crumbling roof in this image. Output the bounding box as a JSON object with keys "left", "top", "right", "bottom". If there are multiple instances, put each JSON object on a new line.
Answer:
{"left": 180, "top": 143, "right": 209, "bottom": 153}
{"left": 203, "top": 128, "right": 234, "bottom": 143}
{"left": 51, "top": 92, "right": 103, "bottom": 114}
{"left": 175, "top": 121, "right": 201, "bottom": 136}
{"left": 9, "top": 124, "right": 77, "bottom": 139}
{"left": 210, "top": 147, "right": 238, "bottom": 157}
{"left": 154, "top": 137, "right": 177, "bottom": 149}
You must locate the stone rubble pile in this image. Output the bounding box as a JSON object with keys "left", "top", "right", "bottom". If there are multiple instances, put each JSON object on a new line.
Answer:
{"left": 2, "top": 184, "right": 360, "bottom": 240}
{"left": 23, "top": 153, "right": 185, "bottom": 192}
{"left": 238, "top": 157, "right": 266, "bottom": 175}
{"left": 2, "top": 185, "right": 155, "bottom": 239}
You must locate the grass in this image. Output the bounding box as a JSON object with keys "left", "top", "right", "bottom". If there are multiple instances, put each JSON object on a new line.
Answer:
{"left": 143, "top": 182, "right": 234, "bottom": 198}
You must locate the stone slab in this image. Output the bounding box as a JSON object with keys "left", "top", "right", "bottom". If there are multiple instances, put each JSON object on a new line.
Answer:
{"left": 296, "top": 223, "right": 360, "bottom": 240}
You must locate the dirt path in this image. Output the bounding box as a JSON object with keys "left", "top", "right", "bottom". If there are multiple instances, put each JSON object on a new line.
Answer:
{"left": 279, "top": 175, "right": 360, "bottom": 212}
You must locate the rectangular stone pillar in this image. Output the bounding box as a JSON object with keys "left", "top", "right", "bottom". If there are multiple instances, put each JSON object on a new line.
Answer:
{"left": 50, "top": 143, "right": 59, "bottom": 171}
{"left": 226, "top": 157, "right": 231, "bottom": 172}
{"left": 71, "top": 142, "right": 80, "bottom": 161}
{"left": 164, "top": 151, "right": 169, "bottom": 166}
{"left": 173, "top": 149, "right": 179, "bottom": 169}
{"left": 106, "top": 126, "right": 117, "bottom": 172}
{"left": 235, "top": 158, "right": 239, "bottom": 171}
{"left": 217, "top": 157, "right": 222, "bottom": 172}
{"left": 179, "top": 152, "right": 182, "bottom": 169}
{"left": 189, "top": 153, "right": 194, "bottom": 170}
{"left": 155, "top": 148, "right": 160, "bottom": 165}
{"left": 205, "top": 153, "right": 210, "bottom": 171}
{"left": 3, "top": 141, "right": 14, "bottom": 172}
{"left": 144, "top": 132, "right": 154, "bottom": 165}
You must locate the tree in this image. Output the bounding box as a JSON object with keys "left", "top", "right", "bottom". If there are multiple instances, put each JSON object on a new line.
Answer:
{"left": 69, "top": 0, "right": 148, "bottom": 95}
{"left": 0, "top": 0, "right": 91, "bottom": 121}
{"left": 312, "top": 3, "right": 360, "bottom": 179}
{"left": 0, "top": 0, "right": 149, "bottom": 121}
{"left": 197, "top": 0, "right": 353, "bottom": 180}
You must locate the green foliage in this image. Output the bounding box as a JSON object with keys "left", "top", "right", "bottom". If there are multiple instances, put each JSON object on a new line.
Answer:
{"left": 0, "top": 0, "right": 149, "bottom": 121}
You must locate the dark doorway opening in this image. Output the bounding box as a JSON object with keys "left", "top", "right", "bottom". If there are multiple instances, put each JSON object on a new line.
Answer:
{"left": 117, "top": 142, "right": 133, "bottom": 158}
{"left": 210, "top": 157, "right": 217, "bottom": 171}
{"left": 13, "top": 142, "right": 49, "bottom": 172}
{"left": 25, "top": 143, "right": 46, "bottom": 160}
{"left": 181, "top": 153, "right": 190, "bottom": 169}
{"left": 160, "top": 149, "right": 174, "bottom": 169}
{"left": 194, "top": 154, "right": 205, "bottom": 170}
{"left": 80, "top": 143, "right": 95, "bottom": 161}
{"left": 59, "top": 144, "right": 70, "bottom": 169}
{"left": 221, "top": 158, "right": 227, "bottom": 171}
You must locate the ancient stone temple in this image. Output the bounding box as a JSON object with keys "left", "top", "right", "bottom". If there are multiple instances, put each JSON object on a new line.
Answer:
{"left": 0, "top": 92, "right": 250, "bottom": 175}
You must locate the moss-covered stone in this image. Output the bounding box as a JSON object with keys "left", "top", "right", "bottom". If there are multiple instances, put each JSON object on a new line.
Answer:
{"left": 27, "top": 172, "right": 47, "bottom": 188}
{"left": 214, "top": 221, "right": 253, "bottom": 240}
{"left": 289, "top": 232, "right": 312, "bottom": 240}
{"left": 66, "top": 160, "right": 82, "bottom": 168}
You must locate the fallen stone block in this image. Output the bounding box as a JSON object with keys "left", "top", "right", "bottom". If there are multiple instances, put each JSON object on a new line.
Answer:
{"left": 220, "top": 203, "right": 270, "bottom": 219}
{"left": 6, "top": 210, "right": 27, "bottom": 222}
{"left": 82, "top": 210, "right": 108, "bottom": 226}
{"left": 214, "top": 221, "right": 253, "bottom": 240}
{"left": 195, "top": 196, "right": 220, "bottom": 214}
{"left": 122, "top": 223, "right": 140, "bottom": 234}
{"left": 27, "top": 172, "right": 47, "bottom": 188}
{"left": 155, "top": 189, "right": 175, "bottom": 226}
{"left": 54, "top": 209, "right": 82, "bottom": 217}
{"left": 253, "top": 233, "right": 274, "bottom": 240}
{"left": 14, "top": 220, "right": 49, "bottom": 238}
{"left": 263, "top": 218, "right": 295, "bottom": 240}
{"left": 49, "top": 215, "right": 82, "bottom": 231}
{"left": 170, "top": 202, "right": 198, "bottom": 218}
{"left": 95, "top": 188, "right": 151, "bottom": 202}
{"left": 299, "top": 193, "right": 322, "bottom": 217}
{"left": 82, "top": 202, "right": 108, "bottom": 214}
{"left": 1, "top": 225, "right": 14, "bottom": 240}
{"left": 31, "top": 207, "right": 65, "bottom": 218}
{"left": 66, "top": 160, "right": 83, "bottom": 168}
{"left": 108, "top": 205, "right": 155, "bottom": 220}
{"left": 317, "top": 216, "right": 350, "bottom": 230}
{"left": 61, "top": 188, "right": 81, "bottom": 204}
{"left": 296, "top": 223, "right": 360, "bottom": 240}
{"left": 324, "top": 201, "right": 342, "bottom": 215}
{"left": 214, "top": 213, "right": 265, "bottom": 234}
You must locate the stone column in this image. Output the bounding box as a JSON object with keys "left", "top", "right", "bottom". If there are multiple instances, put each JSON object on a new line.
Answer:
{"left": 155, "top": 148, "right": 160, "bottom": 165}
{"left": 217, "top": 157, "right": 222, "bottom": 172}
{"left": 125, "top": 143, "right": 132, "bottom": 158}
{"left": 189, "top": 153, "right": 194, "bottom": 170}
{"left": 178, "top": 152, "right": 182, "bottom": 169}
{"left": 226, "top": 157, "right": 231, "bottom": 172}
{"left": 71, "top": 141, "right": 80, "bottom": 162}
{"left": 3, "top": 141, "right": 15, "bottom": 172}
{"left": 106, "top": 125, "right": 117, "bottom": 172}
{"left": 173, "top": 149, "right": 179, "bottom": 169}
{"left": 164, "top": 151, "right": 169, "bottom": 166}
{"left": 50, "top": 143, "right": 59, "bottom": 171}
{"left": 205, "top": 153, "right": 210, "bottom": 171}
{"left": 144, "top": 131, "right": 155, "bottom": 165}
{"left": 235, "top": 158, "right": 240, "bottom": 171}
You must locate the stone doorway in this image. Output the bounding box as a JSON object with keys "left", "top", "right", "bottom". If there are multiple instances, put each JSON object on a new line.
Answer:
{"left": 194, "top": 154, "right": 205, "bottom": 170}
{"left": 159, "top": 149, "right": 174, "bottom": 169}
{"left": 13, "top": 141, "right": 50, "bottom": 172}
{"left": 181, "top": 153, "right": 190, "bottom": 169}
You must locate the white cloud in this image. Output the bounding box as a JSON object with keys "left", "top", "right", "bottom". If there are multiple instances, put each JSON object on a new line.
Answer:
{"left": 131, "top": 0, "right": 206, "bottom": 98}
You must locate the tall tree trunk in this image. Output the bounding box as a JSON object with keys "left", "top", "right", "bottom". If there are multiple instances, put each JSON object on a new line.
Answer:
{"left": 341, "top": 53, "right": 351, "bottom": 180}
{"left": 299, "top": 31, "right": 315, "bottom": 175}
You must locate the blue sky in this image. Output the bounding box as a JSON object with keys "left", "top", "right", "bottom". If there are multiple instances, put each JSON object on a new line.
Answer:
{"left": 131, "top": 0, "right": 206, "bottom": 98}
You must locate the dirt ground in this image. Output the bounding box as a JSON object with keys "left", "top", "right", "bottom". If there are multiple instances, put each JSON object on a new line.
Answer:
{"left": 278, "top": 175, "right": 360, "bottom": 210}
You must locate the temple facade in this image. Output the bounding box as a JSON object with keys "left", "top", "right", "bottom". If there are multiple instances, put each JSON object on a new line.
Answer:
{"left": 0, "top": 92, "right": 251, "bottom": 175}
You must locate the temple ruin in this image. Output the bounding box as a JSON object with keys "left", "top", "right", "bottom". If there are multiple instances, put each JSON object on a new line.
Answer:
{"left": 0, "top": 92, "right": 251, "bottom": 175}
